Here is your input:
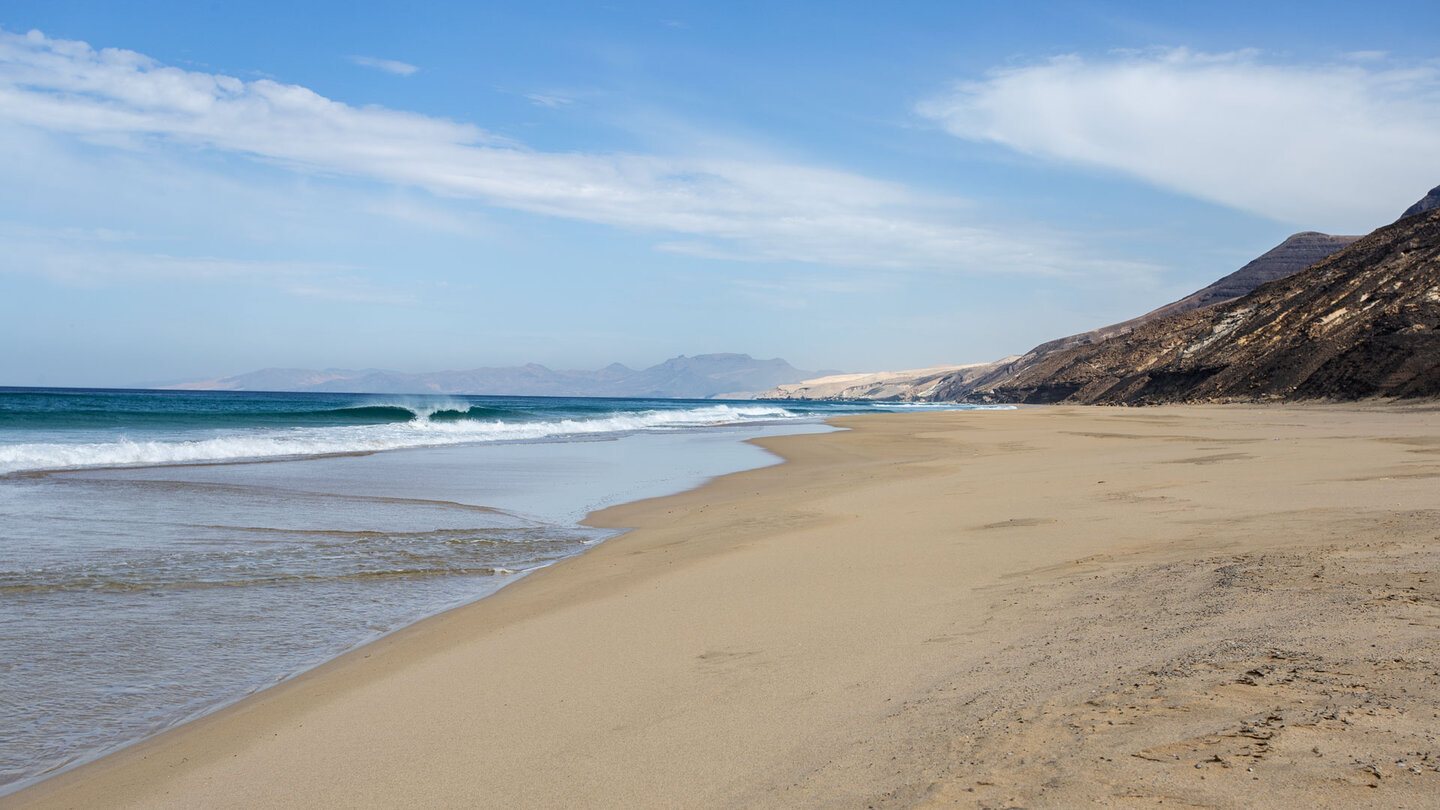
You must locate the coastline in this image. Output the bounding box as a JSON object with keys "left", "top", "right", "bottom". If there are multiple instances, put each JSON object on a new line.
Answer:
{"left": 0, "top": 418, "right": 830, "bottom": 794}
{"left": 7, "top": 405, "right": 1440, "bottom": 808}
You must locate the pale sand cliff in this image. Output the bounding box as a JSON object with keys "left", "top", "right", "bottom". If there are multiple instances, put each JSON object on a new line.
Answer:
{"left": 757, "top": 363, "right": 1000, "bottom": 400}
{"left": 7, "top": 406, "right": 1440, "bottom": 808}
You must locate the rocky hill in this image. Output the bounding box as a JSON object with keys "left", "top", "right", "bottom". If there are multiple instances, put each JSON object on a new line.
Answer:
{"left": 951, "top": 208, "right": 1440, "bottom": 404}
{"left": 758, "top": 229, "right": 1359, "bottom": 402}
{"left": 1028, "top": 232, "right": 1360, "bottom": 358}
{"left": 166, "top": 354, "right": 824, "bottom": 399}
{"left": 1031, "top": 230, "right": 1353, "bottom": 353}
{"left": 1400, "top": 184, "right": 1440, "bottom": 220}
{"left": 931, "top": 230, "right": 1361, "bottom": 400}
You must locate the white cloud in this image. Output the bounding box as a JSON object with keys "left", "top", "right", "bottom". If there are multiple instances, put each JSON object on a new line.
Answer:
{"left": 0, "top": 27, "right": 1125, "bottom": 278}
{"left": 918, "top": 48, "right": 1440, "bottom": 232}
{"left": 348, "top": 55, "right": 419, "bottom": 76}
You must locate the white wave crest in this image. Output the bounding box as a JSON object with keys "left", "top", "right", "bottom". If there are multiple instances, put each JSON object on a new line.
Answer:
{"left": 0, "top": 404, "right": 803, "bottom": 474}
{"left": 359, "top": 396, "right": 475, "bottom": 420}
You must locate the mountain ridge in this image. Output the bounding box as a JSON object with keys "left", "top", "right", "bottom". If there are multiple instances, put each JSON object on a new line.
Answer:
{"left": 760, "top": 184, "right": 1439, "bottom": 404}
{"left": 1400, "top": 184, "right": 1440, "bottom": 220}
{"left": 1029, "top": 231, "right": 1361, "bottom": 356}
{"left": 952, "top": 207, "right": 1440, "bottom": 404}
{"left": 166, "top": 353, "right": 831, "bottom": 400}
{"left": 758, "top": 231, "right": 1361, "bottom": 402}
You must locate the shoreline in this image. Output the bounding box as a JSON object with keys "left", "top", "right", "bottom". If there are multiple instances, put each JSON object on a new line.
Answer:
{"left": 0, "top": 420, "right": 824, "bottom": 796}
{"left": 3, "top": 418, "right": 845, "bottom": 805}
{"left": 7, "top": 405, "right": 1440, "bottom": 807}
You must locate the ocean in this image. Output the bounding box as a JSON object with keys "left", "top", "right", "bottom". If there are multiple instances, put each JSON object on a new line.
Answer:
{"left": 0, "top": 387, "right": 994, "bottom": 793}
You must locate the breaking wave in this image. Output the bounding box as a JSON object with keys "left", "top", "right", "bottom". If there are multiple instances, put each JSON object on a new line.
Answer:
{"left": 0, "top": 403, "right": 803, "bottom": 474}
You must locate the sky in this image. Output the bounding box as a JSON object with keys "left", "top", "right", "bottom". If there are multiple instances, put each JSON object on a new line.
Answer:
{"left": 2, "top": 1, "right": 1439, "bottom": 387}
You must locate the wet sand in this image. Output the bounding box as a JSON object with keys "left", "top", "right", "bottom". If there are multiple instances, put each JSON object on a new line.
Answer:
{"left": 7, "top": 405, "right": 1439, "bottom": 808}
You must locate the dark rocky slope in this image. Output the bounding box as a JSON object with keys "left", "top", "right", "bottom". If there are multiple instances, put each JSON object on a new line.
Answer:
{"left": 936, "top": 231, "right": 1360, "bottom": 401}
{"left": 1400, "top": 184, "right": 1440, "bottom": 220}
{"left": 951, "top": 208, "right": 1440, "bottom": 404}
{"left": 1031, "top": 231, "right": 1360, "bottom": 357}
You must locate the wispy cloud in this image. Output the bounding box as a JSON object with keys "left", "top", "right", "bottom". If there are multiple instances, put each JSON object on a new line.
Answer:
{"left": 524, "top": 93, "right": 573, "bottom": 108}
{"left": 0, "top": 27, "right": 1130, "bottom": 278}
{"left": 917, "top": 48, "right": 1440, "bottom": 232}
{"left": 347, "top": 55, "right": 419, "bottom": 76}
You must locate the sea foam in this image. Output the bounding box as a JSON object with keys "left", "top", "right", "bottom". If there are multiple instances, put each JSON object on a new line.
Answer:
{"left": 0, "top": 403, "right": 801, "bottom": 474}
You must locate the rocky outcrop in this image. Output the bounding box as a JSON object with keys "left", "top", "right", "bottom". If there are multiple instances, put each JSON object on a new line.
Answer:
{"left": 1400, "top": 184, "right": 1440, "bottom": 221}
{"left": 958, "top": 208, "right": 1440, "bottom": 404}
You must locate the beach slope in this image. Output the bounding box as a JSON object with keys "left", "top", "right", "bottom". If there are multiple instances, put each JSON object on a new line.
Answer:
{"left": 7, "top": 406, "right": 1440, "bottom": 808}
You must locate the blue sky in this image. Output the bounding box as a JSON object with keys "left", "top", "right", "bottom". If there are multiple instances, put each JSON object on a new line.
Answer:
{"left": 2, "top": 1, "right": 1438, "bottom": 386}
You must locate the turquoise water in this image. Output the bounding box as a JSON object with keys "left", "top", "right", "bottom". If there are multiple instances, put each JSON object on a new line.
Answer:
{"left": 0, "top": 387, "right": 993, "bottom": 793}
{"left": 0, "top": 388, "right": 877, "bottom": 472}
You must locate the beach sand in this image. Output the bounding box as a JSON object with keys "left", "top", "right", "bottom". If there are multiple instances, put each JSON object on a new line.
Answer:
{"left": 7, "top": 405, "right": 1439, "bottom": 808}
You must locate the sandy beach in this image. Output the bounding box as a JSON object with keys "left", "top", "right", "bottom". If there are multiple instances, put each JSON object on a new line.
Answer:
{"left": 7, "top": 404, "right": 1439, "bottom": 809}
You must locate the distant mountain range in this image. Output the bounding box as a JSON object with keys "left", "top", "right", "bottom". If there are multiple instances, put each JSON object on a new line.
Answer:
{"left": 762, "top": 183, "right": 1440, "bottom": 405}
{"left": 166, "top": 354, "right": 830, "bottom": 400}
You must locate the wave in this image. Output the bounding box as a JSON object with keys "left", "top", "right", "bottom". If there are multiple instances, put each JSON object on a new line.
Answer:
{"left": 326, "top": 402, "right": 520, "bottom": 423}
{"left": 0, "top": 395, "right": 516, "bottom": 430}
{"left": 0, "top": 403, "right": 803, "bottom": 474}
